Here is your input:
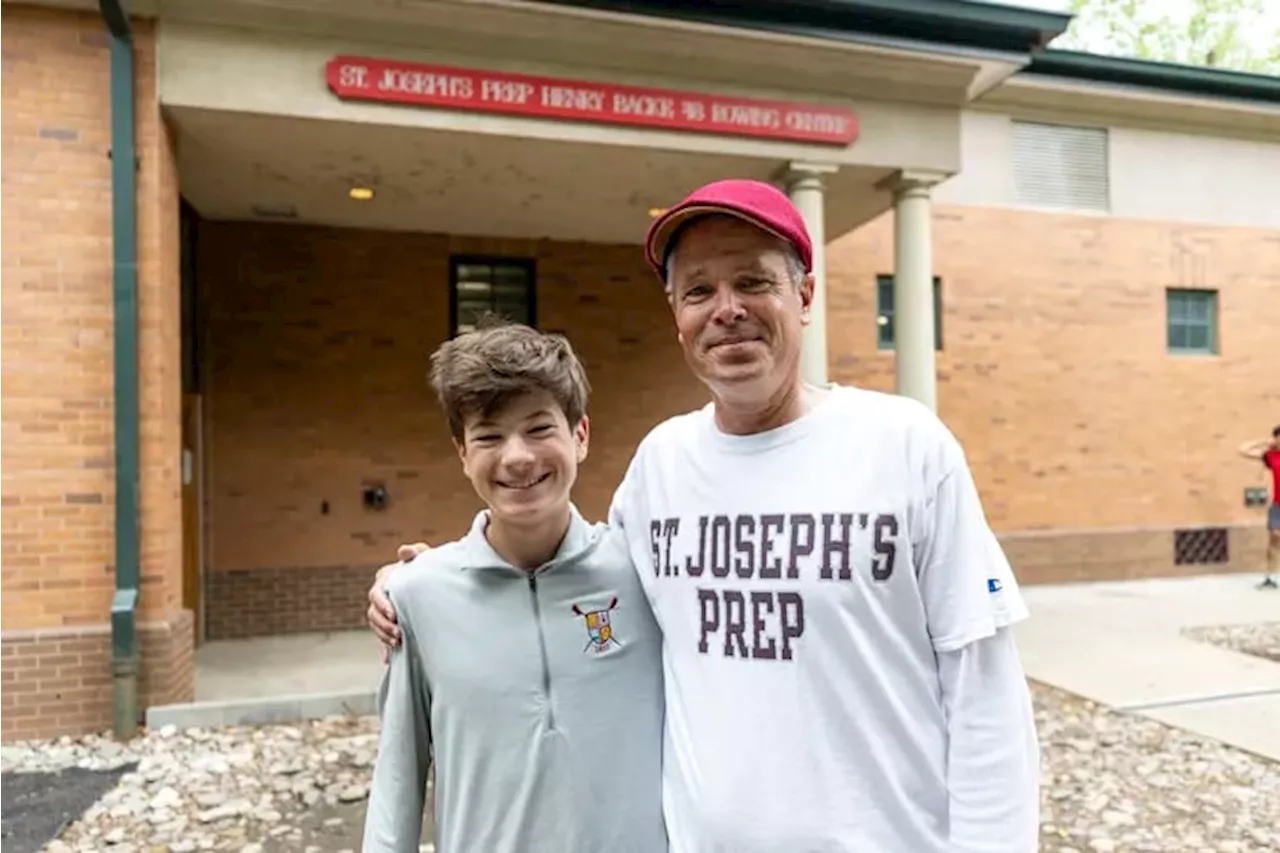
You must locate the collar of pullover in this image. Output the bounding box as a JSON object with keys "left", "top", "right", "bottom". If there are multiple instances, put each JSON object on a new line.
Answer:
{"left": 461, "top": 504, "right": 596, "bottom": 574}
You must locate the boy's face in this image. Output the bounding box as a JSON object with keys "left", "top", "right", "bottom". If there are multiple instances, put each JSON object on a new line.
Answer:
{"left": 456, "top": 389, "right": 589, "bottom": 527}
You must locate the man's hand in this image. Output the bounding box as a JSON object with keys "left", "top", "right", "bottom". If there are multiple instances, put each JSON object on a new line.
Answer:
{"left": 368, "top": 542, "right": 430, "bottom": 664}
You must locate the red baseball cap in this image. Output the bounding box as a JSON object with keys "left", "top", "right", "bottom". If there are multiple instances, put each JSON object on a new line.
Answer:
{"left": 644, "top": 178, "right": 813, "bottom": 279}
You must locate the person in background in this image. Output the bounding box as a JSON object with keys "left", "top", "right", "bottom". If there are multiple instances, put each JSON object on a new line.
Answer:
{"left": 1238, "top": 425, "right": 1280, "bottom": 589}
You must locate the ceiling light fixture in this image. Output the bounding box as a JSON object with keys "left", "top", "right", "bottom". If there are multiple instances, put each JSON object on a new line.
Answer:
{"left": 349, "top": 187, "right": 375, "bottom": 201}
{"left": 647, "top": 207, "right": 666, "bottom": 218}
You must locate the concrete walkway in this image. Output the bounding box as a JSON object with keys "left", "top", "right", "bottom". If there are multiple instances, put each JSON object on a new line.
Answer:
{"left": 194, "top": 630, "right": 381, "bottom": 702}
{"left": 150, "top": 573, "right": 1280, "bottom": 762}
{"left": 1014, "top": 572, "right": 1280, "bottom": 761}
{"left": 147, "top": 631, "right": 381, "bottom": 729}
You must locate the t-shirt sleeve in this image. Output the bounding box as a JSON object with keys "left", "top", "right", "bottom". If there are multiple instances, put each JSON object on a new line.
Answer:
{"left": 1263, "top": 449, "right": 1280, "bottom": 472}
{"left": 609, "top": 442, "right": 652, "bottom": 537}
{"left": 608, "top": 443, "right": 665, "bottom": 579}
{"left": 915, "top": 426, "right": 1029, "bottom": 653}
{"left": 607, "top": 466, "right": 634, "bottom": 534}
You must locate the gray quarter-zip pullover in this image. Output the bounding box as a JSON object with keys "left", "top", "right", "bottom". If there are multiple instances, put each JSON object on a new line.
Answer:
{"left": 362, "top": 506, "right": 667, "bottom": 853}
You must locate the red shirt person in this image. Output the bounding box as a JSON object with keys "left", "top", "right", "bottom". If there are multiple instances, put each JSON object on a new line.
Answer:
{"left": 1238, "top": 425, "right": 1280, "bottom": 582}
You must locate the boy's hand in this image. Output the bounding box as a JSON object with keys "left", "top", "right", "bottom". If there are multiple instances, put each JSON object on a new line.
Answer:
{"left": 368, "top": 543, "right": 430, "bottom": 663}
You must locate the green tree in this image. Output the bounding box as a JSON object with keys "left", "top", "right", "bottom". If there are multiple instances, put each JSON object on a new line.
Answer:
{"left": 1055, "top": 0, "right": 1280, "bottom": 74}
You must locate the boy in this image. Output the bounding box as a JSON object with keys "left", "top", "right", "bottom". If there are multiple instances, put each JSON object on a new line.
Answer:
{"left": 362, "top": 320, "right": 667, "bottom": 853}
{"left": 1238, "top": 425, "right": 1280, "bottom": 588}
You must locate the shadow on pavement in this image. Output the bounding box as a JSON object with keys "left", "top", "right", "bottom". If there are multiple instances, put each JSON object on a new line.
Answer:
{"left": 1, "top": 763, "right": 138, "bottom": 853}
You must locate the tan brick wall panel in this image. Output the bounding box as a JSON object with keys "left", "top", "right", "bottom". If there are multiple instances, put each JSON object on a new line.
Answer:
{"left": 1, "top": 6, "right": 190, "bottom": 740}
{"left": 197, "top": 222, "right": 708, "bottom": 636}
{"left": 827, "top": 205, "right": 1280, "bottom": 531}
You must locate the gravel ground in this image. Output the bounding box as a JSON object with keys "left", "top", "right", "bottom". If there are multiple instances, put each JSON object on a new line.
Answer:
{"left": 0, "top": 715, "right": 433, "bottom": 853}
{"left": 1183, "top": 621, "right": 1280, "bottom": 664}
{"left": 3, "top": 681, "right": 1277, "bottom": 853}
{"left": 1033, "top": 682, "right": 1278, "bottom": 852}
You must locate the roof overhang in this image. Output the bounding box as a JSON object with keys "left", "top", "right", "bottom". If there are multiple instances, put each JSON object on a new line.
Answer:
{"left": 507, "top": 0, "right": 1073, "bottom": 102}
{"left": 986, "top": 50, "right": 1280, "bottom": 141}
{"left": 527, "top": 0, "right": 1073, "bottom": 55}
{"left": 4, "top": 0, "right": 1063, "bottom": 108}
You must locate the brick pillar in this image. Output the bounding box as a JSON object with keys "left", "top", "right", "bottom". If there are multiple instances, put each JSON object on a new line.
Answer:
{"left": 134, "top": 18, "right": 194, "bottom": 710}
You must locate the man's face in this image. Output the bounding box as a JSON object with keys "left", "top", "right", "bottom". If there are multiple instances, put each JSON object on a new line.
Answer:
{"left": 665, "top": 216, "right": 814, "bottom": 401}
{"left": 456, "top": 389, "right": 589, "bottom": 527}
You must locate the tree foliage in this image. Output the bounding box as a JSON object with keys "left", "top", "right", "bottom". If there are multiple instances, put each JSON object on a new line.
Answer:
{"left": 1054, "top": 0, "right": 1280, "bottom": 74}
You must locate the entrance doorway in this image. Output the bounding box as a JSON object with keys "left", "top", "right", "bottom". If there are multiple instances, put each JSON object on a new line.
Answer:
{"left": 180, "top": 199, "right": 206, "bottom": 644}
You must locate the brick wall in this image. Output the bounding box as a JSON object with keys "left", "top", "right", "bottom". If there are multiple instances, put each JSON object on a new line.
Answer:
{"left": 828, "top": 205, "right": 1280, "bottom": 532}
{"left": 205, "top": 564, "right": 380, "bottom": 639}
{"left": 199, "top": 205, "right": 1277, "bottom": 641}
{"left": 1, "top": 610, "right": 194, "bottom": 742}
{"left": 139, "top": 609, "right": 196, "bottom": 709}
{"left": 1, "top": 6, "right": 192, "bottom": 741}
{"left": 197, "top": 222, "right": 707, "bottom": 638}
{"left": 1000, "top": 523, "right": 1267, "bottom": 585}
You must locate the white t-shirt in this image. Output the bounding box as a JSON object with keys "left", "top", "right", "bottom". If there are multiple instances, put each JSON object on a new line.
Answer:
{"left": 608, "top": 384, "right": 1029, "bottom": 853}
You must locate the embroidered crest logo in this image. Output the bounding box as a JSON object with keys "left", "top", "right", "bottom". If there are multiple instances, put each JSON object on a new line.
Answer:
{"left": 572, "top": 597, "right": 621, "bottom": 653}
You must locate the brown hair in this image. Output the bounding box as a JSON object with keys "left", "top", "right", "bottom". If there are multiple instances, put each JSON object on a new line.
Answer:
{"left": 429, "top": 315, "right": 590, "bottom": 440}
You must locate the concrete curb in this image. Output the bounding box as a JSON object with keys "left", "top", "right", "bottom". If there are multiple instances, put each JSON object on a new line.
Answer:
{"left": 145, "top": 689, "right": 378, "bottom": 731}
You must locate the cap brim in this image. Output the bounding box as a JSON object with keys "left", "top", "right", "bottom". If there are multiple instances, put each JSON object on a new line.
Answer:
{"left": 646, "top": 203, "right": 796, "bottom": 275}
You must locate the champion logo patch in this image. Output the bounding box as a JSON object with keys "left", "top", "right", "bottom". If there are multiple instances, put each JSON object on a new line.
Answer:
{"left": 987, "top": 578, "right": 1003, "bottom": 593}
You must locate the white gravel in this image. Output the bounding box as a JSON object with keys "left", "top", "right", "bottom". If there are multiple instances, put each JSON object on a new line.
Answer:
{"left": 1033, "top": 682, "right": 1279, "bottom": 852}
{"left": 2, "top": 715, "right": 400, "bottom": 853}
{"left": 4, "top": 680, "right": 1278, "bottom": 852}
{"left": 1183, "top": 621, "right": 1280, "bottom": 664}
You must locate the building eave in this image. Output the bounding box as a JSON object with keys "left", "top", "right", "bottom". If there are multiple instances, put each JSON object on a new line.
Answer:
{"left": 527, "top": 0, "right": 1073, "bottom": 56}
{"left": 1024, "top": 49, "right": 1280, "bottom": 107}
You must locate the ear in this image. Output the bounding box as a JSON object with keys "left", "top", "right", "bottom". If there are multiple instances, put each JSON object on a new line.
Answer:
{"left": 573, "top": 415, "right": 591, "bottom": 463}
{"left": 665, "top": 288, "right": 685, "bottom": 345}
{"left": 798, "top": 272, "right": 816, "bottom": 326}
{"left": 453, "top": 437, "right": 472, "bottom": 477}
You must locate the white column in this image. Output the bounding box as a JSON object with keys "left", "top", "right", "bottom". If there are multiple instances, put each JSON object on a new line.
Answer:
{"left": 783, "top": 162, "right": 837, "bottom": 386}
{"left": 885, "top": 171, "right": 943, "bottom": 411}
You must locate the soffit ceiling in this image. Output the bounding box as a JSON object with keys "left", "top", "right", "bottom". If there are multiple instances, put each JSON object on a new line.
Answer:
{"left": 172, "top": 106, "right": 894, "bottom": 244}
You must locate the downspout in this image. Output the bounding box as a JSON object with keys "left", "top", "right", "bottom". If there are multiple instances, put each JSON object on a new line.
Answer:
{"left": 100, "top": 0, "right": 141, "bottom": 740}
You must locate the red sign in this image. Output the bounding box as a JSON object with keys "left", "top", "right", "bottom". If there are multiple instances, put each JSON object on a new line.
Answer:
{"left": 325, "top": 55, "right": 858, "bottom": 146}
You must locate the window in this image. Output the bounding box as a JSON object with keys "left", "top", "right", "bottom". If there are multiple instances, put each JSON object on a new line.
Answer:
{"left": 876, "top": 275, "right": 942, "bottom": 351}
{"left": 1166, "top": 288, "right": 1218, "bottom": 355}
{"left": 1011, "top": 120, "right": 1109, "bottom": 212}
{"left": 450, "top": 257, "right": 536, "bottom": 335}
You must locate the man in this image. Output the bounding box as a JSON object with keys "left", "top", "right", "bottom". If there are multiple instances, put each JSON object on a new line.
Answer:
{"left": 370, "top": 179, "right": 1041, "bottom": 852}
{"left": 1238, "top": 426, "right": 1280, "bottom": 588}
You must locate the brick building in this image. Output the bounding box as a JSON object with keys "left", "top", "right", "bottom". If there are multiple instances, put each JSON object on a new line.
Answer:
{"left": 2, "top": 0, "right": 1278, "bottom": 741}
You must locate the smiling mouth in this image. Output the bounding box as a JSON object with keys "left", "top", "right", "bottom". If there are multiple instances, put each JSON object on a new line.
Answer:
{"left": 496, "top": 472, "right": 552, "bottom": 490}
{"left": 710, "top": 338, "right": 761, "bottom": 349}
